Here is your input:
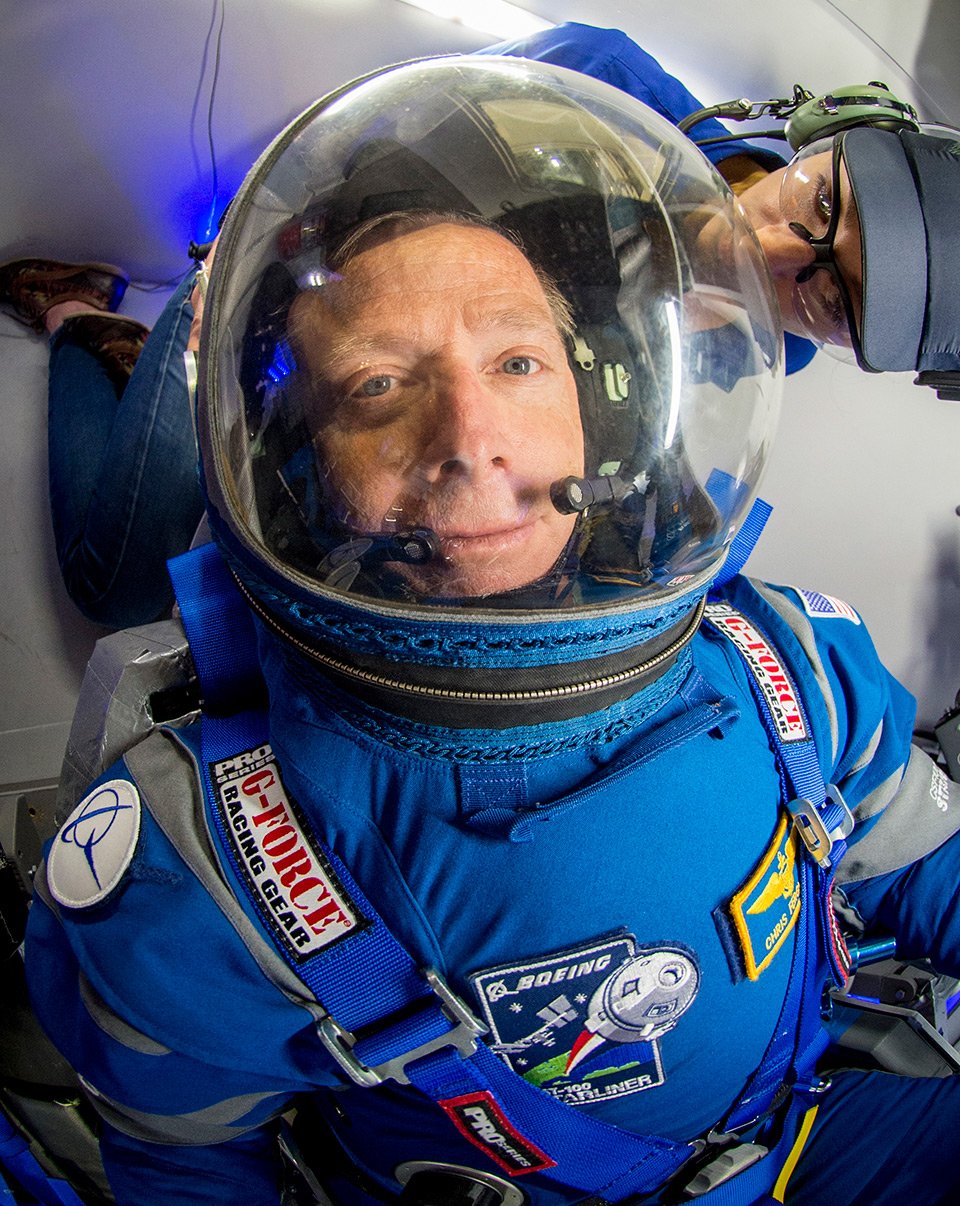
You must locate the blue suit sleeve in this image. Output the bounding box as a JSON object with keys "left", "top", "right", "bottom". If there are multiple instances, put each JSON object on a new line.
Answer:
{"left": 842, "top": 821, "right": 960, "bottom": 977}
{"left": 479, "top": 22, "right": 784, "bottom": 170}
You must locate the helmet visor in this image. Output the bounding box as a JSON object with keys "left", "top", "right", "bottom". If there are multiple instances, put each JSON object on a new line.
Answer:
{"left": 201, "top": 55, "right": 782, "bottom": 614}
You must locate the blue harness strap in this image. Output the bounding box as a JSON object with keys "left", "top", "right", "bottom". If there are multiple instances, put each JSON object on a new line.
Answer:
{"left": 167, "top": 544, "right": 263, "bottom": 714}
{"left": 713, "top": 497, "right": 773, "bottom": 589}
{"left": 0, "top": 1112, "right": 84, "bottom": 1206}
{"left": 703, "top": 601, "right": 853, "bottom": 1131}
{"left": 168, "top": 543, "right": 844, "bottom": 1203}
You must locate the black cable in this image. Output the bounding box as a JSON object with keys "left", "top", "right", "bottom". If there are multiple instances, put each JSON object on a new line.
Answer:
{"left": 131, "top": 2, "right": 226, "bottom": 291}
{"left": 694, "top": 129, "right": 788, "bottom": 146}
{"left": 205, "top": 0, "right": 227, "bottom": 239}
{"left": 190, "top": 0, "right": 226, "bottom": 244}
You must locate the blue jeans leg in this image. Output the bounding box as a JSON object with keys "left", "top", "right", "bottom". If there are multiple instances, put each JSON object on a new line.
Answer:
{"left": 48, "top": 270, "right": 203, "bottom": 627}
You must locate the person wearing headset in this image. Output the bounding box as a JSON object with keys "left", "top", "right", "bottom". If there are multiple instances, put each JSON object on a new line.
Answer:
{"left": 5, "top": 23, "right": 956, "bottom": 631}
{"left": 23, "top": 46, "right": 960, "bottom": 1206}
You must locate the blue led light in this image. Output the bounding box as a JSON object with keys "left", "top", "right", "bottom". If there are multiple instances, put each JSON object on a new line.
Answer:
{"left": 266, "top": 341, "right": 296, "bottom": 384}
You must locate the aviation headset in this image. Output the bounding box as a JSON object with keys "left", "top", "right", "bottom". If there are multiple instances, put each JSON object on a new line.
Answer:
{"left": 677, "top": 79, "right": 921, "bottom": 150}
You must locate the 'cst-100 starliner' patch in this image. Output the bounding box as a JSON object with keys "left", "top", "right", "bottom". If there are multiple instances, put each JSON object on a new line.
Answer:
{"left": 470, "top": 934, "right": 700, "bottom": 1106}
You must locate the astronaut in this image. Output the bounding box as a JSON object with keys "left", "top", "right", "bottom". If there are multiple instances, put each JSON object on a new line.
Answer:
{"left": 25, "top": 51, "right": 960, "bottom": 1206}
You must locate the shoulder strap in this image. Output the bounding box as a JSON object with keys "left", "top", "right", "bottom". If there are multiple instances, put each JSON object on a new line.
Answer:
{"left": 703, "top": 598, "right": 854, "bottom": 873}
{"left": 166, "top": 543, "right": 265, "bottom": 714}
{"left": 703, "top": 596, "right": 854, "bottom": 1131}
{"left": 713, "top": 496, "right": 773, "bottom": 588}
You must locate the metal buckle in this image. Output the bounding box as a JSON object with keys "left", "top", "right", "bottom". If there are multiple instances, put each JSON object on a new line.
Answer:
{"left": 681, "top": 1139, "right": 768, "bottom": 1198}
{"left": 395, "top": 1162, "right": 524, "bottom": 1206}
{"left": 788, "top": 784, "right": 854, "bottom": 867}
{"left": 317, "top": 967, "right": 487, "bottom": 1088}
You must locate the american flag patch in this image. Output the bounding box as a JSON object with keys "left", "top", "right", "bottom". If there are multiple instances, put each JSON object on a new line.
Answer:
{"left": 796, "top": 589, "right": 860, "bottom": 624}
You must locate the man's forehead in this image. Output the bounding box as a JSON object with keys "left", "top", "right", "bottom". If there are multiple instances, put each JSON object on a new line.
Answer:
{"left": 293, "top": 291, "right": 563, "bottom": 371}
{"left": 344, "top": 222, "right": 539, "bottom": 286}
{"left": 290, "top": 224, "right": 562, "bottom": 353}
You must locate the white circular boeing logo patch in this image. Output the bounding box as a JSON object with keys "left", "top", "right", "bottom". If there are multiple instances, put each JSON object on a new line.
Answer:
{"left": 48, "top": 780, "right": 141, "bottom": 909}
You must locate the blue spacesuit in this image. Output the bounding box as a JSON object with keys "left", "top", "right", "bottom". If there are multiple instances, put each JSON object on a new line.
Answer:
{"left": 29, "top": 563, "right": 960, "bottom": 1204}
{"left": 24, "top": 28, "right": 960, "bottom": 1206}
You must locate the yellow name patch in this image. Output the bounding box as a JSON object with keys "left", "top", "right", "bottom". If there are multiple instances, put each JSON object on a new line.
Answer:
{"left": 729, "top": 815, "right": 801, "bottom": 980}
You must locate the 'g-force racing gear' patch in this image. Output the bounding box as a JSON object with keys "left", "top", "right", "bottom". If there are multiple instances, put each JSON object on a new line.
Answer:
{"left": 470, "top": 935, "right": 699, "bottom": 1106}
{"left": 209, "top": 744, "right": 364, "bottom": 961}
{"left": 706, "top": 602, "right": 808, "bottom": 742}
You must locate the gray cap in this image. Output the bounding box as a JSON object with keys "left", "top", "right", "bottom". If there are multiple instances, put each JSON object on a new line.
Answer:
{"left": 843, "top": 125, "right": 960, "bottom": 374}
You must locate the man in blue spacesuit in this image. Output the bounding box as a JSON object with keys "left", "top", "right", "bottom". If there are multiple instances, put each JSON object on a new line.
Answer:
{"left": 24, "top": 45, "right": 960, "bottom": 1206}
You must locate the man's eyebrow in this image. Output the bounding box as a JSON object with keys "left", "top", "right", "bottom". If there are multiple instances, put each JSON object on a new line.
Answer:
{"left": 312, "top": 305, "right": 565, "bottom": 374}
{"left": 470, "top": 304, "right": 564, "bottom": 338}
{"left": 312, "top": 332, "right": 413, "bottom": 376}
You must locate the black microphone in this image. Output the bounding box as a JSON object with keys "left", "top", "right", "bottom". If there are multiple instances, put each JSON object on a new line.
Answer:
{"left": 550, "top": 474, "right": 644, "bottom": 515}
{"left": 319, "top": 528, "right": 439, "bottom": 589}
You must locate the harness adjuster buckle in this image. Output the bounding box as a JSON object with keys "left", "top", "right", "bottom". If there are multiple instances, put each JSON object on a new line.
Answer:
{"left": 787, "top": 783, "right": 854, "bottom": 867}
{"left": 673, "top": 1133, "right": 769, "bottom": 1201}
{"left": 317, "top": 967, "right": 488, "bottom": 1088}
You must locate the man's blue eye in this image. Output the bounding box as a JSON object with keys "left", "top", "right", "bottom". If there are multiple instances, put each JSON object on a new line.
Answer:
{"left": 359, "top": 375, "right": 393, "bottom": 396}
{"left": 503, "top": 356, "right": 536, "bottom": 375}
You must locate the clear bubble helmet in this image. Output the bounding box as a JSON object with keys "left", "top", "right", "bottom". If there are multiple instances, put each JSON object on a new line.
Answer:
{"left": 198, "top": 56, "right": 783, "bottom": 717}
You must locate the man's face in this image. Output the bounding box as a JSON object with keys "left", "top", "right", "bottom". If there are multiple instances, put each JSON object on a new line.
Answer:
{"left": 291, "top": 222, "right": 584, "bottom": 598}
{"left": 735, "top": 151, "right": 863, "bottom": 344}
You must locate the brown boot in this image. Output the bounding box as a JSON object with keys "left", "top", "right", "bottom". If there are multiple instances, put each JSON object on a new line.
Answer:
{"left": 59, "top": 312, "right": 150, "bottom": 391}
{"left": 0, "top": 258, "right": 128, "bottom": 333}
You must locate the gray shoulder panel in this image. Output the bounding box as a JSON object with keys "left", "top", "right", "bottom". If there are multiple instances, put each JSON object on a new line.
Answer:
{"left": 78, "top": 972, "right": 170, "bottom": 1056}
{"left": 838, "top": 745, "right": 960, "bottom": 882}
{"left": 124, "top": 728, "right": 326, "bottom": 1018}
{"left": 57, "top": 618, "right": 197, "bottom": 823}
{"left": 80, "top": 1076, "right": 284, "bottom": 1146}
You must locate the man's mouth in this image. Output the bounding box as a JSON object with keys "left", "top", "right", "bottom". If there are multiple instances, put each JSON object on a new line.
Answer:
{"left": 432, "top": 518, "right": 536, "bottom": 556}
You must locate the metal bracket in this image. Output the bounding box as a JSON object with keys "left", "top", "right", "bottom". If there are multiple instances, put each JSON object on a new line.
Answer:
{"left": 788, "top": 784, "right": 854, "bottom": 868}
{"left": 317, "top": 967, "right": 487, "bottom": 1088}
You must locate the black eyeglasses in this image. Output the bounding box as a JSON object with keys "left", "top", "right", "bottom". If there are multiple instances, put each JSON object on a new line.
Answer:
{"left": 781, "top": 137, "right": 864, "bottom": 364}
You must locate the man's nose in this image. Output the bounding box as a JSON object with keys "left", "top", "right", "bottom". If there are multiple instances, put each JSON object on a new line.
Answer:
{"left": 754, "top": 223, "right": 817, "bottom": 278}
{"left": 424, "top": 367, "right": 507, "bottom": 478}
